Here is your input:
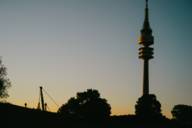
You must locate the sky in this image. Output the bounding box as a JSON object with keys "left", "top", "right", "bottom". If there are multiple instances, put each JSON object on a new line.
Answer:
{"left": 0, "top": 0, "right": 191, "bottom": 118}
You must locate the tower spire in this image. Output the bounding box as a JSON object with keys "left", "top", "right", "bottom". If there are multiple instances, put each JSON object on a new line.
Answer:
{"left": 139, "top": 0, "right": 153, "bottom": 46}
{"left": 144, "top": 0, "right": 149, "bottom": 28}
{"left": 146, "top": 0, "right": 148, "bottom": 8}
{"left": 138, "top": 0, "right": 154, "bottom": 95}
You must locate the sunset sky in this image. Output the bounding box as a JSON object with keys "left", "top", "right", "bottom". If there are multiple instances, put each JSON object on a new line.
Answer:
{"left": 0, "top": 0, "right": 191, "bottom": 118}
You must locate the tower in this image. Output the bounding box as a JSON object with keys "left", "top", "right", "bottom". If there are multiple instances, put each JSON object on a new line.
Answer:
{"left": 138, "top": 0, "right": 154, "bottom": 95}
{"left": 135, "top": 0, "right": 162, "bottom": 118}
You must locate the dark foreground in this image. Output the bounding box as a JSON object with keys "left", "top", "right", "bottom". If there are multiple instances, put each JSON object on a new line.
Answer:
{"left": 0, "top": 103, "right": 190, "bottom": 128}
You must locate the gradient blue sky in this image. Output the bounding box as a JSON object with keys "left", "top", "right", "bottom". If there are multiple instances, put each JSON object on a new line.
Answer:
{"left": 0, "top": 0, "right": 191, "bottom": 118}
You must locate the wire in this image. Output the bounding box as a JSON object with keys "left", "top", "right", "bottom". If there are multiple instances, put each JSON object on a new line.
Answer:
{"left": 42, "top": 88, "right": 59, "bottom": 108}
{"left": 37, "top": 89, "right": 41, "bottom": 109}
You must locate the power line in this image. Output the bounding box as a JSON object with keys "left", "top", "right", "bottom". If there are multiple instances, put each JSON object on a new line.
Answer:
{"left": 42, "top": 88, "right": 59, "bottom": 109}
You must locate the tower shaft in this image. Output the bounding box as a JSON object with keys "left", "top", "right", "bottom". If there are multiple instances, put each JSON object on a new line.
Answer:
{"left": 143, "top": 59, "right": 149, "bottom": 95}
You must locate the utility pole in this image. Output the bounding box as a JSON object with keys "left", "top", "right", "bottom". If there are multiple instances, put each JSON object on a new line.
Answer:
{"left": 40, "top": 86, "right": 45, "bottom": 111}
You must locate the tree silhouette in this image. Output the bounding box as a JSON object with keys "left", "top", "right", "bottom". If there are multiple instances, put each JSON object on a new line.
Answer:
{"left": 58, "top": 89, "right": 111, "bottom": 120}
{"left": 172, "top": 104, "right": 192, "bottom": 125}
{"left": 135, "top": 94, "right": 162, "bottom": 118}
{"left": 0, "top": 58, "right": 11, "bottom": 99}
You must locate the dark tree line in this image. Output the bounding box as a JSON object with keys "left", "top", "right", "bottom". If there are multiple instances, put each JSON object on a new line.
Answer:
{"left": 57, "top": 90, "right": 192, "bottom": 127}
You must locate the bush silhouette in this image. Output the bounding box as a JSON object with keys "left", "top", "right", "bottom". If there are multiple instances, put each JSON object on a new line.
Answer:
{"left": 135, "top": 94, "right": 162, "bottom": 118}
{"left": 172, "top": 104, "right": 192, "bottom": 125}
{"left": 0, "top": 58, "right": 11, "bottom": 99}
{"left": 58, "top": 89, "right": 111, "bottom": 120}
